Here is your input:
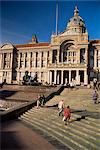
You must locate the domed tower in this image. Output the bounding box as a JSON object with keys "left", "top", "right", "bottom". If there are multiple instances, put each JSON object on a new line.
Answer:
{"left": 50, "top": 6, "right": 89, "bottom": 86}
{"left": 66, "top": 6, "right": 87, "bottom": 35}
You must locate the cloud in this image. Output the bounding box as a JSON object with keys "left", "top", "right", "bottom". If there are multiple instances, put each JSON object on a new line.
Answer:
{"left": 1, "top": 29, "right": 30, "bottom": 39}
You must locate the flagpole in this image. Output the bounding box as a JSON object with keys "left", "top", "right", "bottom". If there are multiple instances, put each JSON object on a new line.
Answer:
{"left": 56, "top": 3, "right": 58, "bottom": 35}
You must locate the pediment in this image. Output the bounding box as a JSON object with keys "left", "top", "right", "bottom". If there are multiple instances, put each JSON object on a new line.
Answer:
{"left": 1, "top": 43, "right": 14, "bottom": 50}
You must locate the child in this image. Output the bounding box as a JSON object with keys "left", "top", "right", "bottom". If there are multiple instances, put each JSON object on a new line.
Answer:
{"left": 63, "top": 106, "right": 71, "bottom": 125}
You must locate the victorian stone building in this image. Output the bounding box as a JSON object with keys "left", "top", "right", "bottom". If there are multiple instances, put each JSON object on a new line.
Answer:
{"left": 0, "top": 7, "right": 100, "bottom": 85}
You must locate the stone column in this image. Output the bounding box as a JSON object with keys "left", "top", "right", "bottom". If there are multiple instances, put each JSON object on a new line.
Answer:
{"left": 54, "top": 70, "right": 57, "bottom": 84}
{"left": 69, "top": 70, "right": 71, "bottom": 84}
{"left": 0, "top": 54, "right": 1, "bottom": 68}
{"left": 47, "top": 71, "right": 50, "bottom": 84}
{"left": 33, "top": 52, "right": 36, "bottom": 68}
{"left": 84, "top": 70, "right": 88, "bottom": 85}
{"left": 0, "top": 54, "right": 2, "bottom": 68}
{"left": 40, "top": 52, "right": 42, "bottom": 68}
{"left": 8, "top": 53, "right": 10, "bottom": 68}
{"left": 24, "top": 53, "right": 26, "bottom": 68}
{"left": 49, "top": 51, "right": 52, "bottom": 63}
{"left": 57, "top": 71, "right": 59, "bottom": 84}
{"left": 29, "top": 52, "right": 31, "bottom": 69}
{"left": 10, "top": 53, "right": 13, "bottom": 69}
{"left": 49, "top": 71, "right": 52, "bottom": 85}
{"left": 38, "top": 72, "right": 41, "bottom": 82}
{"left": 57, "top": 49, "right": 59, "bottom": 64}
{"left": 2, "top": 53, "right": 4, "bottom": 69}
{"left": 17, "top": 72, "right": 20, "bottom": 83}
{"left": 61, "top": 70, "right": 63, "bottom": 84}
{"left": 84, "top": 48, "right": 87, "bottom": 63}
{"left": 94, "top": 50, "right": 97, "bottom": 68}
{"left": 45, "top": 51, "right": 48, "bottom": 67}
{"left": 62, "top": 51, "right": 63, "bottom": 62}
{"left": 18, "top": 53, "right": 21, "bottom": 69}
{"left": 77, "top": 49, "right": 80, "bottom": 64}
{"left": 44, "top": 72, "right": 46, "bottom": 83}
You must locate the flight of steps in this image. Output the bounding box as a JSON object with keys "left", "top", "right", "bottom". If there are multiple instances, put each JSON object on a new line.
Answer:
{"left": 45, "top": 88, "right": 100, "bottom": 113}
{"left": 19, "top": 107, "right": 100, "bottom": 150}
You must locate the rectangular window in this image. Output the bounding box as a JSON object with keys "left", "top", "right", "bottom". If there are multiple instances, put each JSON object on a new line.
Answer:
{"left": 20, "top": 53, "right": 22, "bottom": 57}
{"left": 41, "top": 60, "right": 43, "bottom": 67}
{"left": 47, "top": 51, "right": 49, "bottom": 57}
{"left": 36, "top": 52, "right": 38, "bottom": 57}
{"left": 31, "top": 52, "right": 32, "bottom": 57}
{"left": 42, "top": 52, "right": 43, "bottom": 57}
{"left": 80, "top": 48, "right": 85, "bottom": 64}
{"left": 52, "top": 50, "right": 57, "bottom": 63}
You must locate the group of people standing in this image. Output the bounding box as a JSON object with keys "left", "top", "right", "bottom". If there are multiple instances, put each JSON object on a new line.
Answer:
{"left": 36, "top": 95, "right": 46, "bottom": 108}
{"left": 93, "top": 78, "right": 99, "bottom": 104}
{"left": 93, "top": 78, "right": 100, "bottom": 91}
{"left": 93, "top": 90, "right": 99, "bottom": 104}
{"left": 58, "top": 100, "right": 71, "bottom": 125}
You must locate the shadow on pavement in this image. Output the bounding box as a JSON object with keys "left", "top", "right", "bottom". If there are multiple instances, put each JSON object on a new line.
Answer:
{"left": 0, "top": 90, "right": 17, "bottom": 100}
{"left": 1, "top": 131, "right": 25, "bottom": 150}
{"left": 44, "top": 104, "right": 100, "bottom": 120}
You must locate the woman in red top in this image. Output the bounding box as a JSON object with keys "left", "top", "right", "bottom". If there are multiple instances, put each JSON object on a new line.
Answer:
{"left": 63, "top": 106, "right": 71, "bottom": 125}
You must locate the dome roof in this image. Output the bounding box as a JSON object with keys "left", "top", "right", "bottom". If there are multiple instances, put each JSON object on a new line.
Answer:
{"left": 67, "top": 6, "right": 85, "bottom": 28}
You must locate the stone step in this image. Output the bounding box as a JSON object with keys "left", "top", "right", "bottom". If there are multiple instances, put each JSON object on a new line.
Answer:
{"left": 19, "top": 117, "right": 83, "bottom": 150}
{"left": 21, "top": 109, "right": 100, "bottom": 149}
{"left": 20, "top": 115, "right": 89, "bottom": 150}
{"left": 19, "top": 86, "right": 100, "bottom": 150}
{"left": 20, "top": 115, "right": 100, "bottom": 150}
{"left": 29, "top": 108, "right": 100, "bottom": 131}
{"left": 24, "top": 110, "right": 100, "bottom": 139}
{"left": 24, "top": 110, "right": 100, "bottom": 140}
{"left": 80, "top": 119, "right": 100, "bottom": 128}
{"left": 28, "top": 107, "right": 100, "bottom": 127}
{"left": 25, "top": 110, "right": 100, "bottom": 142}
{"left": 85, "top": 116, "right": 100, "bottom": 123}
{"left": 28, "top": 107, "right": 82, "bottom": 120}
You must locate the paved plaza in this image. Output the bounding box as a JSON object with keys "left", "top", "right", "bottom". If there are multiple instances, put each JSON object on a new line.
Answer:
{"left": 1, "top": 86, "right": 100, "bottom": 149}
{"left": 46, "top": 87, "right": 100, "bottom": 116}
{"left": 0, "top": 85, "right": 57, "bottom": 110}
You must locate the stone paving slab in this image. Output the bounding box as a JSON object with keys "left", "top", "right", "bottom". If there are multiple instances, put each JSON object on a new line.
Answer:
{"left": 1, "top": 120, "right": 56, "bottom": 150}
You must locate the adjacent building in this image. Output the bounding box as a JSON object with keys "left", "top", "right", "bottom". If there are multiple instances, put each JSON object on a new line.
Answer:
{"left": 0, "top": 7, "right": 100, "bottom": 85}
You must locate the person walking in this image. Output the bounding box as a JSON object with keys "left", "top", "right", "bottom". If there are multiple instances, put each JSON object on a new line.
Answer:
{"left": 93, "top": 78, "right": 97, "bottom": 90}
{"left": 93, "top": 90, "right": 98, "bottom": 104}
{"left": 58, "top": 100, "right": 64, "bottom": 116}
{"left": 62, "top": 106, "right": 71, "bottom": 125}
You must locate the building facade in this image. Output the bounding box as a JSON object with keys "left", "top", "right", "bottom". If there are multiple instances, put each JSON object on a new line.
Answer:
{"left": 0, "top": 7, "right": 100, "bottom": 85}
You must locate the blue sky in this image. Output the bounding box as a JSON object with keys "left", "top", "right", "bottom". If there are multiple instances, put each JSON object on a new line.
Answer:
{"left": 1, "top": 1, "right": 100, "bottom": 45}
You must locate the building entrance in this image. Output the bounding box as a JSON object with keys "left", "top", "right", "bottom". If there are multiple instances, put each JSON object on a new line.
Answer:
{"left": 79, "top": 70, "right": 84, "bottom": 82}
{"left": 63, "top": 71, "right": 69, "bottom": 84}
